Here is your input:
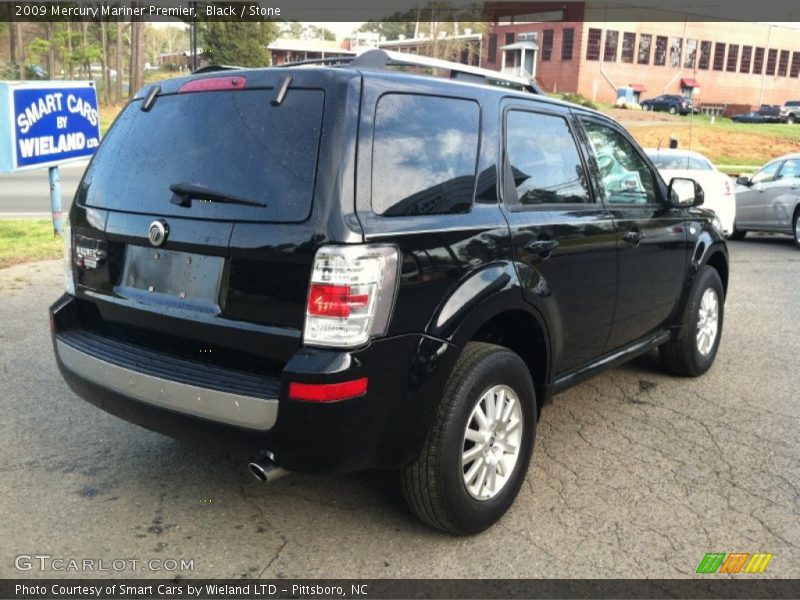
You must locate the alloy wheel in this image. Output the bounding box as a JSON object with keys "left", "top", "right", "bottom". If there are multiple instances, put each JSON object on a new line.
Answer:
{"left": 461, "top": 384, "right": 523, "bottom": 501}
{"left": 696, "top": 288, "right": 719, "bottom": 357}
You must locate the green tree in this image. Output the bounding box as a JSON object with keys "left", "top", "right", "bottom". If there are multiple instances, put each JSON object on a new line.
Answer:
{"left": 201, "top": 22, "right": 277, "bottom": 67}
{"left": 358, "top": 20, "right": 415, "bottom": 41}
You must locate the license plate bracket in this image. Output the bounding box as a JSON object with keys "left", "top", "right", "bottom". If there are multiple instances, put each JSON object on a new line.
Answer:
{"left": 117, "top": 245, "right": 224, "bottom": 313}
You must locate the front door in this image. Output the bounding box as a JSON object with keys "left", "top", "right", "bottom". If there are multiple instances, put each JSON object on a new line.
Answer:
{"left": 501, "top": 103, "right": 618, "bottom": 373}
{"left": 578, "top": 116, "right": 688, "bottom": 351}
{"left": 735, "top": 159, "right": 783, "bottom": 228}
{"left": 765, "top": 158, "right": 800, "bottom": 230}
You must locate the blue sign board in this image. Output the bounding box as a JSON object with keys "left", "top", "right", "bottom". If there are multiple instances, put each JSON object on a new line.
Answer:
{"left": 0, "top": 81, "right": 101, "bottom": 174}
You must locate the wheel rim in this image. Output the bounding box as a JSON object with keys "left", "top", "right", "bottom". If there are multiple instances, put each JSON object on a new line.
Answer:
{"left": 461, "top": 384, "right": 523, "bottom": 501}
{"left": 696, "top": 288, "right": 720, "bottom": 357}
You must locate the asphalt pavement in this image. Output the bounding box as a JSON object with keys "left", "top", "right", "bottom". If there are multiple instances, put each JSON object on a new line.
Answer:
{"left": 0, "top": 163, "right": 86, "bottom": 217}
{"left": 0, "top": 238, "right": 798, "bottom": 579}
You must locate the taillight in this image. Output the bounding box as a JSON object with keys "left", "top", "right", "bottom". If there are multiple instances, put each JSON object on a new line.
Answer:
{"left": 303, "top": 245, "right": 399, "bottom": 348}
{"left": 62, "top": 220, "right": 75, "bottom": 295}
{"left": 178, "top": 76, "right": 247, "bottom": 93}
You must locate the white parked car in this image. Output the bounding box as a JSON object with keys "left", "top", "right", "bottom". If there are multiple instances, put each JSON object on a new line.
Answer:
{"left": 645, "top": 149, "right": 736, "bottom": 235}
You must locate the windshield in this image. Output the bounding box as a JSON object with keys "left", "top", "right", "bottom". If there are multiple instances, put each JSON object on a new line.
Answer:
{"left": 79, "top": 88, "right": 324, "bottom": 222}
{"left": 647, "top": 152, "right": 713, "bottom": 171}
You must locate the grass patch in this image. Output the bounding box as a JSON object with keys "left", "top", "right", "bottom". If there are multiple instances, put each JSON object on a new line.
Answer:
{"left": 0, "top": 219, "right": 63, "bottom": 269}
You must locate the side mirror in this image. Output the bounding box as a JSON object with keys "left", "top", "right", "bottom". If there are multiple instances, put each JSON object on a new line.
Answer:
{"left": 669, "top": 177, "right": 704, "bottom": 207}
{"left": 736, "top": 175, "right": 752, "bottom": 186}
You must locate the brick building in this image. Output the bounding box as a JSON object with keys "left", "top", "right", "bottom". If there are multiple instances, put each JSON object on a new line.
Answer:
{"left": 482, "top": 5, "right": 800, "bottom": 106}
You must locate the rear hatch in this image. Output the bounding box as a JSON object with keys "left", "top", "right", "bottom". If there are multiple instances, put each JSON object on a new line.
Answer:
{"left": 69, "top": 68, "right": 361, "bottom": 371}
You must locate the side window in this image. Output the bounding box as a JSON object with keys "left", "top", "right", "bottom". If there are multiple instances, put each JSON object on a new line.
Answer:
{"left": 504, "top": 110, "right": 591, "bottom": 206}
{"left": 751, "top": 161, "right": 782, "bottom": 184}
{"left": 581, "top": 120, "right": 658, "bottom": 205}
{"left": 371, "top": 94, "right": 479, "bottom": 217}
{"left": 777, "top": 159, "right": 800, "bottom": 180}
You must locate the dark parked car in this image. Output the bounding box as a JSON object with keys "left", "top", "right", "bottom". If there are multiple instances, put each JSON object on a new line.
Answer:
{"left": 732, "top": 111, "right": 768, "bottom": 124}
{"left": 51, "top": 50, "right": 729, "bottom": 535}
{"left": 641, "top": 94, "right": 693, "bottom": 115}
{"left": 732, "top": 153, "right": 800, "bottom": 246}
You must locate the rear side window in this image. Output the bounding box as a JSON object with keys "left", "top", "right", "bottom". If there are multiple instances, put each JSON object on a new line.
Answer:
{"left": 371, "top": 94, "right": 479, "bottom": 216}
{"left": 504, "top": 110, "right": 590, "bottom": 205}
{"left": 82, "top": 88, "right": 323, "bottom": 222}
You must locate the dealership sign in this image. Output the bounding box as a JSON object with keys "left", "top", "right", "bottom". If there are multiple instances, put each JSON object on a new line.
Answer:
{"left": 0, "top": 80, "right": 100, "bottom": 174}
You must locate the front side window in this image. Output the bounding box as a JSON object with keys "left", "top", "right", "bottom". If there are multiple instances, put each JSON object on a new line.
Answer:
{"left": 581, "top": 120, "right": 658, "bottom": 205}
{"left": 751, "top": 161, "right": 782, "bottom": 184}
{"left": 504, "top": 111, "right": 590, "bottom": 205}
{"left": 777, "top": 159, "right": 800, "bottom": 180}
{"left": 371, "top": 94, "right": 479, "bottom": 216}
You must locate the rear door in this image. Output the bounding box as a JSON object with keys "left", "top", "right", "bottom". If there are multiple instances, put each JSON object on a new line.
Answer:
{"left": 577, "top": 115, "right": 688, "bottom": 351}
{"left": 500, "top": 100, "right": 618, "bottom": 372}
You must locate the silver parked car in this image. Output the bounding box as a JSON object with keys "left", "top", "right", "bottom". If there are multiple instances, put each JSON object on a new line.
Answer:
{"left": 732, "top": 153, "right": 800, "bottom": 247}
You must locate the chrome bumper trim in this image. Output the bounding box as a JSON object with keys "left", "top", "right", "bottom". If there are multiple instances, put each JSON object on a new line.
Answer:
{"left": 56, "top": 339, "right": 278, "bottom": 431}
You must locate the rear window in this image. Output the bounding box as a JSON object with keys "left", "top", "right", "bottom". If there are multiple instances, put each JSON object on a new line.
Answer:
{"left": 371, "top": 94, "right": 479, "bottom": 216}
{"left": 81, "top": 88, "right": 323, "bottom": 222}
{"left": 647, "top": 152, "right": 713, "bottom": 171}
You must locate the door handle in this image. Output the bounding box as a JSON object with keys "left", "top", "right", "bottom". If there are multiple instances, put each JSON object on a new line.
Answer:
{"left": 622, "top": 230, "right": 645, "bottom": 246}
{"left": 525, "top": 239, "right": 559, "bottom": 254}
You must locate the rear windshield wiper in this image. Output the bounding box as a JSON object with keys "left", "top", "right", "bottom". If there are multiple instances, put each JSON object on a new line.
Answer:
{"left": 169, "top": 183, "right": 266, "bottom": 208}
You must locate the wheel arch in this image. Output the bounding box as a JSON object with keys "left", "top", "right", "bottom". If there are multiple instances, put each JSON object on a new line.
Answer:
{"left": 425, "top": 262, "right": 553, "bottom": 413}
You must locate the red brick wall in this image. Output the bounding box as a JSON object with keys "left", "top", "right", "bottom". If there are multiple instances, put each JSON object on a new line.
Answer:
{"left": 483, "top": 19, "right": 800, "bottom": 106}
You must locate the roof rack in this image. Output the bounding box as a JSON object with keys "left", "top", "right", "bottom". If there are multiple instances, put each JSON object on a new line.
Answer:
{"left": 280, "top": 49, "right": 544, "bottom": 95}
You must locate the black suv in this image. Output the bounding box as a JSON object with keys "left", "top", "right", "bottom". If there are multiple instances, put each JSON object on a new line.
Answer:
{"left": 50, "top": 50, "right": 728, "bottom": 535}
{"left": 640, "top": 94, "right": 693, "bottom": 115}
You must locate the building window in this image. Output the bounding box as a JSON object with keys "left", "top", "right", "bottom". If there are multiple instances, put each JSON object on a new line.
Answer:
{"left": 753, "top": 47, "right": 765, "bottom": 73}
{"left": 621, "top": 32, "right": 635, "bottom": 63}
{"left": 791, "top": 52, "right": 800, "bottom": 78}
{"left": 586, "top": 28, "right": 601, "bottom": 61}
{"left": 561, "top": 27, "right": 574, "bottom": 60}
{"left": 740, "top": 46, "right": 752, "bottom": 73}
{"left": 669, "top": 37, "right": 682, "bottom": 67}
{"left": 726, "top": 44, "right": 738, "bottom": 72}
{"left": 604, "top": 30, "right": 619, "bottom": 62}
{"left": 542, "top": 29, "right": 554, "bottom": 61}
{"left": 712, "top": 43, "right": 726, "bottom": 71}
{"left": 505, "top": 33, "right": 515, "bottom": 46}
{"left": 487, "top": 34, "right": 497, "bottom": 63}
{"left": 637, "top": 34, "right": 652, "bottom": 64}
{"left": 684, "top": 39, "right": 697, "bottom": 68}
{"left": 654, "top": 36, "right": 667, "bottom": 66}
{"left": 766, "top": 48, "right": 777, "bottom": 75}
{"left": 698, "top": 41, "right": 712, "bottom": 69}
{"left": 778, "top": 50, "right": 790, "bottom": 76}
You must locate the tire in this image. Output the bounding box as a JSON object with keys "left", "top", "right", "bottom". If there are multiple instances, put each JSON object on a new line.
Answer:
{"left": 669, "top": 105, "right": 677, "bottom": 115}
{"left": 659, "top": 266, "right": 724, "bottom": 377}
{"left": 787, "top": 114, "right": 796, "bottom": 125}
{"left": 643, "top": 104, "right": 651, "bottom": 111}
{"left": 728, "top": 226, "right": 747, "bottom": 241}
{"left": 401, "top": 342, "right": 536, "bottom": 535}
{"left": 793, "top": 209, "right": 800, "bottom": 248}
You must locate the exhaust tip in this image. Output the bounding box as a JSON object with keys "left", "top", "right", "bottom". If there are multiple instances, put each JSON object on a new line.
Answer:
{"left": 248, "top": 456, "right": 289, "bottom": 483}
{"left": 249, "top": 461, "right": 269, "bottom": 482}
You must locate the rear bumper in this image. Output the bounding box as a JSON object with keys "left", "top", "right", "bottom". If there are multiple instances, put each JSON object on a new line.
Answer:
{"left": 51, "top": 295, "right": 460, "bottom": 473}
